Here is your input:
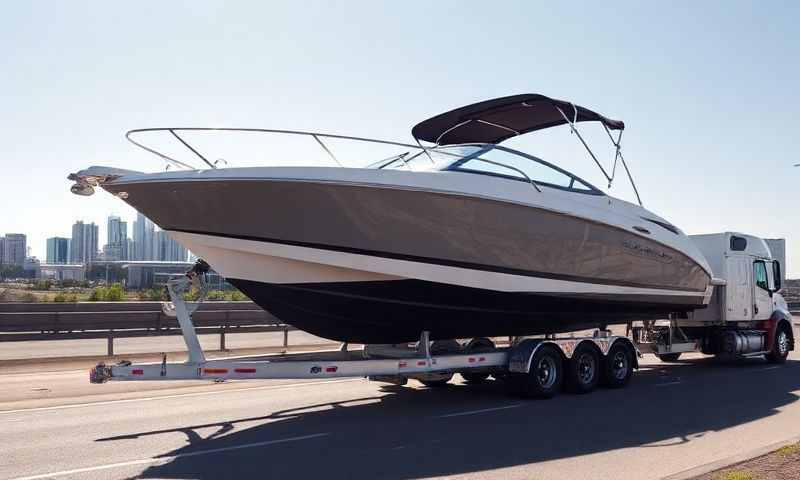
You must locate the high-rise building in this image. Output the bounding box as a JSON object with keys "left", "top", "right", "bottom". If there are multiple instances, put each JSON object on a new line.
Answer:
{"left": 0, "top": 236, "right": 4, "bottom": 265}
{"left": 132, "top": 213, "right": 155, "bottom": 260}
{"left": 154, "top": 230, "right": 188, "bottom": 262}
{"left": 46, "top": 237, "right": 71, "bottom": 264}
{"left": 70, "top": 221, "right": 99, "bottom": 264}
{"left": 105, "top": 216, "right": 129, "bottom": 261}
{"left": 2, "top": 234, "right": 27, "bottom": 266}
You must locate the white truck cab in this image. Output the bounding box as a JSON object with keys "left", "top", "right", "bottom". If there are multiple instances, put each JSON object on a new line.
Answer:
{"left": 689, "top": 233, "right": 787, "bottom": 323}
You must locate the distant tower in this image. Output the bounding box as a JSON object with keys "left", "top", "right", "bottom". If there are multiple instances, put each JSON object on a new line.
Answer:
{"left": 133, "top": 212, "right": 156, "bottom": 261}
{"left": 70, "top": 221, "right": 99, "bottom": 264}
{"left": 46, "top": 237, "right": 71, "bottom": 264}
{"left": 105, "top": 216, "right": 129, "bottom": 261}
{"left": 2, "top": 234, "right": 27, "bottom": 266}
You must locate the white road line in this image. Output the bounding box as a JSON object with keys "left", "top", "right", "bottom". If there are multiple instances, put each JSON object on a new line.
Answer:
{"left": 7, "top": 432, "right": 331, "bottom": 480}
{"left": 655, "top": 381, "right": 683, "bottom": 387}
{"left": 0, "top": 378, "right": 361, "bottom": 415}
{"left": 434, "top": 404, "right": 523, "bottom": 418}
{"left": 760, "top": 366, "right": 781, "bottom": 371}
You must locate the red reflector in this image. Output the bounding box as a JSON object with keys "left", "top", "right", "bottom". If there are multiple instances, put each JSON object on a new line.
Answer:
{"left": 203, "top": 368, "right": 228, "bottom": 374}
{"left": 479, "top": 356, "right": 486, "bottom": 362}
{"left": 234, "top": 368, "right": 257, "bottom": 374}
{"left": 132, "top": 369, "right": 144, "bottom": 375}
{"left": 325, "top": 366, "right": 338, "bottom": 373}
{"left": 417, "top": 360, "right": 426, "bottom": 366}
{"left": 468, "top": 357, "right": 476, "bottom": 363}
{"left": 398, "top": 361, "right": 408, "bottom": 368}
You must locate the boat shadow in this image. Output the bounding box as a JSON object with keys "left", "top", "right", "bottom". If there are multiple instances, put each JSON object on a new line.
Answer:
{"left": 102, "top": 357, "right": 800, "bottom": 480}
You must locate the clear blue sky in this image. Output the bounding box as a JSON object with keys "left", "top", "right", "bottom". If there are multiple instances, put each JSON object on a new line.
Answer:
{"left": 1, "top": 2, "right": 798, "bottom": 274}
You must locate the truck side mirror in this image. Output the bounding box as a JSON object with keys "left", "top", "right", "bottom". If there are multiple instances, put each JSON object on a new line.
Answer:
{"left": 773, "top": 261, "right": 782, "bottom": 292}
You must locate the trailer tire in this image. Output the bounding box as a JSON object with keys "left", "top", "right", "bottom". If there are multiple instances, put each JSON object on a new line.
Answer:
{"left": 508, "top": 344, "right": 563, "bottom": 399}
{"left": 603, "top": 343, "right": 634, "bottom": 388}
{"left": 766, "top": 324, "right": 791, "bottom": 364}
{"left": 567, "top": 344, "right": 601, "bottom": 394}
{"left": 461, "top": 337, "right": 495, "bottom": 384}
{"left": 656, "top": 353, "right": 682, "bottom": 362}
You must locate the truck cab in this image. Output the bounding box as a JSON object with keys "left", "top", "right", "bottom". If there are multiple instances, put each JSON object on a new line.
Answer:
{"left": 689, "top": 233, "right": 788, "bottom": 324}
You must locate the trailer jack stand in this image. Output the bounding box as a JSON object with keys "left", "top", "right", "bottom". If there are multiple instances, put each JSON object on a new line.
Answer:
{"left": 163, "top": 265, "right": 210, "bottom": 365}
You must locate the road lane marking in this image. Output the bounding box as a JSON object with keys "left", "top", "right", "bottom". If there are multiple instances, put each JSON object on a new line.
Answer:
{"left": 655, "top": 381, "right": 683, "bottom": 387}
{"left": 434, "top": 404, "right": 523, "bottom": 418}
{"left": 7, "top": 432, "right": 331, "bottom": 480}
{"left": 0, "top": 378, "right": 361, "bottom": 415}
{"left": 760, "top": 366, "right": 781, "bottom": 371}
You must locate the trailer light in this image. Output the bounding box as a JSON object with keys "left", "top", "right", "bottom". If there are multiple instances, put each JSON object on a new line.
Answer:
{"left": 234, "top": 368, "right": 257, "bottom": 374}
{"left": 325, "top": 366, "right": 338, "bottom": 373}
{"left": 398, "top": 361, "right": 408, "bottom": 368}
{"left": 417, "top": 360, "right": 427, "bottom": 366}
{"left": 132, "top": 369, "right": 144, "bottom": 375}
{"left": 468, "top": 357, "right": 476, "bottom": 363}
{"left": 479, "top": 357, "right": 486, "bottom": 362}
{"left": 203, "top": 368, "right": 228, "bottom": 374}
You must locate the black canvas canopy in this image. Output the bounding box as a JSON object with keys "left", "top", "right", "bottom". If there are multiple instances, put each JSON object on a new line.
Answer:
{"left": 412, "top": 94, "right": 624, "bottom": 146}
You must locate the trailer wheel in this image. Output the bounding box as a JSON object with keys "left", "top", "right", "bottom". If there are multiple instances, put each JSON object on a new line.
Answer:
{"left": 461, "top": 337, "right": 495, "bottom": 384}
{"left": 508, "top": 344, "right": 563, "bottom": 399}
{"left": 602, "top": 343, "right": 634, "bottom": 388}
{"left": 419, "top": 339, "right": 460, "bottom": 387}
{"left": 567, "top": 344, "right": 601, "bottom": 394}
{"left": 766, "top": 324, "right": 791, "bottom": 364}
{"left": 656, "top": 353, "right": 682, "bottom": 362}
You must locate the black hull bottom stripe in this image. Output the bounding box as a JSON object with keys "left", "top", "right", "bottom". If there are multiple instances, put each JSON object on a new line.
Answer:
{"left": 228, "top": 278, "right": 703, "bottom": 344}
{"left": 174, "top": 228, "right": 706, "bottom": 293}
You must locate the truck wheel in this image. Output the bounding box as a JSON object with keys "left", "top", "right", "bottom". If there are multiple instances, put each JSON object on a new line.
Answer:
{"left": 461, "top": 337, "right": 495, "bottom": 384}
{"left": 603, "top": 343, "right": 634, "bottom": 388}
{"left": 656, "top": 353, "right": 682, "bottom": 362}
{"left": 766, "top": 324, "right": 791, "bottom": 364}
{"left": 567, "top": 344, "right": 601, "bottom": 394}
{"left": 419, "top": 339, "right": 460, "bottom": 387}
{"left": 508, "top": 344, "right": 563, "bottom": 399}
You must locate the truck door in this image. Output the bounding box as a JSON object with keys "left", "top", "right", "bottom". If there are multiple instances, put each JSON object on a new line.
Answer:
{"left": 726, "top": 256, "right": 751, "bottom": 320}
{"left": 752, "top": 260, "right": 772, "bottom": 321}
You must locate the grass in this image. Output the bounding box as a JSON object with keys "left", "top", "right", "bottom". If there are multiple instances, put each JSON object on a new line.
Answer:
{"left": 715, "top": 471, "right": 755, "bottom": 480}
{"left": 775, "top": 442, "right": 800, "bottom": 458}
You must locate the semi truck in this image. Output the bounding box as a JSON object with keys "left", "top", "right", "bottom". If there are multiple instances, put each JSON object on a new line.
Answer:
{"left": 90, "top": 232, "right": 795, "bottom": 399}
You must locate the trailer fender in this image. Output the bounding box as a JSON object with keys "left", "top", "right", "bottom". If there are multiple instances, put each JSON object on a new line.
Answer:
{"left": 508, "top": 339, "right": 556, "bottom": 374}
{"left": 508, "top": 338, "right": 611, "bottom": 374}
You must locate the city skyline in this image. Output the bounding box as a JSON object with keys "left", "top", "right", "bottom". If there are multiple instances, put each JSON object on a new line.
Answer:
{"left": 2, "top": 212, "right": 190, "bottom": 265}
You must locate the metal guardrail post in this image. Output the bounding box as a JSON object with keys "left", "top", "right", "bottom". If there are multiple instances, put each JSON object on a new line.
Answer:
{"left": 283, "top": 326, "right": 289, "bottom": 351}
{"left": 107, "top": 333, "right": 114, "bottom": 356}
{"left": 220, "top": 327, "right": 226, "bottom": 351}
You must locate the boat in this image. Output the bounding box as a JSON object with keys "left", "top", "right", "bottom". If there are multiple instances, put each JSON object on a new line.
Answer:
{"left": 69, "top": 94, "right": 713, "bottom": 343}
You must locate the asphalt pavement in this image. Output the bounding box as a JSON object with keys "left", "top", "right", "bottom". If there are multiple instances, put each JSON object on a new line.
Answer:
{"left": 1, "top": 334, "right": 799, "bottom": 480}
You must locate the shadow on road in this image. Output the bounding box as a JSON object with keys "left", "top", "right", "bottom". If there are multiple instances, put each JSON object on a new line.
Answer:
{"left": 99, "top": 358, "right": 800, "bottom": 479}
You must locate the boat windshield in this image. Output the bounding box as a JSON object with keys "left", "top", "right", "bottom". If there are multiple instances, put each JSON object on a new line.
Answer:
{"left": 373, "top": 144, "right": 601, "bottom": 194}
{"left": 369, "top": 145, "right": 483, "bottom": 171}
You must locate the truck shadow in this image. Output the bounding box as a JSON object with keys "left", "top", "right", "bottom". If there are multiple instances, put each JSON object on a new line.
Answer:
{"left": 103, "top": 358, "right": 800, "bottom": 480}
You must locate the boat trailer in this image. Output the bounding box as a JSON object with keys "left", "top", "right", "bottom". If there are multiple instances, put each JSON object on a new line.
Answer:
{"left": 90, "top": 262, "right": 639, "bottom": 398}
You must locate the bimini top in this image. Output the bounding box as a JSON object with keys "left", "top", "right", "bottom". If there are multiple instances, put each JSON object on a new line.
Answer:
{"left": 412, "top": 94, "right": 624, "bottom": 146}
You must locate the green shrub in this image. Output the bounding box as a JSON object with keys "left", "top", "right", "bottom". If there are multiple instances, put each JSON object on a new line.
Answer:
{"left": 53, "top": 293, "right": 67, "bottom": 302}
{"left": 229, "top": 290, "right": 247, "bottom": 301}
{"left": 88, "top": 288, "right": 102, "bottom": 301}
{"left": 206, "top": 290, "right": 226, "bottom": 301}
{"left": 105, "top": 284, "right": 124, "bottom": 301}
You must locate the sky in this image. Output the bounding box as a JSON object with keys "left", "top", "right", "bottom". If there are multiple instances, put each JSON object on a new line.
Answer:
{"left": 1, "top": 2, "right": 798, "bottom": 274}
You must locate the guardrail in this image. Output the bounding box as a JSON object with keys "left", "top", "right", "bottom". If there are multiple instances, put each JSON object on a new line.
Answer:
{"left": 0, "top": 301, "right": 297, "bottom": 356}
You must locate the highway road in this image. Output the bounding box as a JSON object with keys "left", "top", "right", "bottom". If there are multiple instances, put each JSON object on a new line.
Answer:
{"left": 1, "top": 334, "right": 799, "bottom": 479}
